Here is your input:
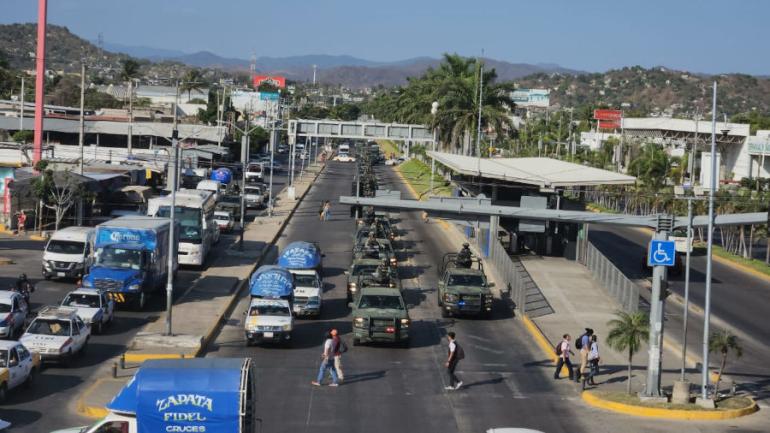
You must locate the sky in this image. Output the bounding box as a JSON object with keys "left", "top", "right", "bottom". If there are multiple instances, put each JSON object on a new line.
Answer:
{"left": 1, "top": 0, "right": 768, "bottom": 75}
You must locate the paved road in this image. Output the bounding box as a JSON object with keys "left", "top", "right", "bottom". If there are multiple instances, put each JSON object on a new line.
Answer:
{"left": 205, "top": 161, "right": 585, "bottom": 433}
{"left": 589, "top": 226, "right": 770, "bottom": 380}
{"left": 0, "top": 162, "right": 297, "bottom": 432}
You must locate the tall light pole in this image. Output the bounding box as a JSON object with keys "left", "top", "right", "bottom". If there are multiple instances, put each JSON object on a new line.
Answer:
{"left": 32, "top": 0, "right": 47, "bottom": 165}
{"left": 19, "top": 75, "right": 25, "bottom": 133}
{"left": 701, "top": 81, "right": 722, "bottom": 401}
{"left": 681, "top": 197, "right": 694, "bottom": 380}
{"left": 430, "top": 101, "right": 439, "bottom": 195}
{"left": 78, "top": 60, "right": 86, "bottom": 176}
{"left": 165, "top": 80, "right": 180, "bottom": 337}
{"left": 127, "top": 78, "right": 134, "bottom": 154}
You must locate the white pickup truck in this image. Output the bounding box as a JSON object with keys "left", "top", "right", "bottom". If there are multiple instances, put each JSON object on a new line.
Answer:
{"left": 0, "top": 340, "right": 40, "bottom": 401}
{"left": 21, "top": 306, "right": 91, "bottom": 365}
{"left": 289, "top": 269, "right": 323, "bottom": 318}
{"left": 244, "top": 299, "right": 293, "bottom": 346}
{"left": 60, "top": 289, "right": 114, "bottom": 334}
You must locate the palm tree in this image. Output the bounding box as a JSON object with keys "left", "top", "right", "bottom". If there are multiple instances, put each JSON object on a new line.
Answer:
{"left": 708, "top": 330, "right": 742, "bottom": 400}
{"left": 120, "top": 59, "right": 141, "bottom": 153}
{"left": 180, "top": 69, "right": 204, "bottom": 102}
{"left": 606, "top": 311, "right": 649, "bottom": 394}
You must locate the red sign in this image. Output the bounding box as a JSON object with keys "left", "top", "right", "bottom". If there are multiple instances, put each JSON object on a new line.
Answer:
{"left": 3, "top": 178, "right": 11, "bottom": 214}
{"left": 253, "top": 75, "right": 286, "bottom": 89}
{"left": 593, "top": 109, "right": 623, "bottom": 121}
{"left": 598, "top": 120, "right": 621, "bottom": 129}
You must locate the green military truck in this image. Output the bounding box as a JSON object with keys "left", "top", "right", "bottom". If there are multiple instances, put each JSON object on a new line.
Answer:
{"left": 350, "top": 286, "right": 410, "bottom": 346}
{"left": 437, "top": 253, "right": 495, "bottom": 318}
{"left": 345, "top": 258, "right": 399, "bottom": 302}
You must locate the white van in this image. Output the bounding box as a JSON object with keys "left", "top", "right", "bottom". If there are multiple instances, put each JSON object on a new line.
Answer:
{"left": 42, "top": 226, "right": 95, "bottom": 280}
{"left": 196, "top": 179, "right": 224, "bottom": 202}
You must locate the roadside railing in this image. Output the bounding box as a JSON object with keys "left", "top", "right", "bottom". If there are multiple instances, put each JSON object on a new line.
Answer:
{"left": 583, "top": 240, "right": 639, "bottom": 312}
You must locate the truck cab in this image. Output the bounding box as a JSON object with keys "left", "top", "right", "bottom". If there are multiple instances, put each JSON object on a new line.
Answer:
{"left": 0, "top": 340, "right": 40, "bottom": 402}
{"left": 42, "top": 226, "right": 95, "bottom": 280}
{"left": 350, "top": 287, "right": 410, "bottom": 346}
{"left": 437, "top": 253, "right": 494, "bottom": 318}
{"left": 345, "top": 258, "right": 396, "bottom": 302}
{"left": 21, "top": 306, "right": 90, "bottom": 365}
{"left": 289, "top": 269, "right": 322, "bottom": 318}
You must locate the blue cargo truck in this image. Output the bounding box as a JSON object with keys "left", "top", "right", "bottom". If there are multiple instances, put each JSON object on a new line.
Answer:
{"left": 51, "top": 358, "right": 257, "bottom": 433}
{"left": 82, "top": 216, "right": 177, "bottom": 309}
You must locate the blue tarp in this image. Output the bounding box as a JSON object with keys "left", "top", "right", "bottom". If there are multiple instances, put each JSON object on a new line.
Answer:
{"left": 210, "top": 168, "right": 233, "bottom": 184}
{"left": 95, "top": 227, "right": 157, "bottom": 249}
{"left": 249, "top": 265, "right": 294, "bottom": 298}
{"left": 107, "top": 358, "right": 246, "bottom": 433}
{"left": 278, "top": 241, "right": 321, "bottom": 270}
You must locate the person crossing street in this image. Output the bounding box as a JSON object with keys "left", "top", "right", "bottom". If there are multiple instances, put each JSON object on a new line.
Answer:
{"left": 444, "top": 332, "right": 464, "bottom": 390}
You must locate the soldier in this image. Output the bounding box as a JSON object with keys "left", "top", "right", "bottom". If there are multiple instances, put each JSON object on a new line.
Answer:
{"left": 363, "top": 206, "right": 375, "bottom": 225}
{"left": 374, "top": 258, "right": 390, "bottom": 285}
{"left": 457, "top": 243, "right": 472, "bottom": 268}
{"left": 364, "top": 232, "right": 379, "bottom": 258}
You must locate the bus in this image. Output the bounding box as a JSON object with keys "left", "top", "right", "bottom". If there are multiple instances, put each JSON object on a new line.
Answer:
{"left": 147, "top": 189, "right": 217, "bottom": 266}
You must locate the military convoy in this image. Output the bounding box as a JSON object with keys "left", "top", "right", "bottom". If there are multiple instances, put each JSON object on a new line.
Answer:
{"left": 437, "top": 244, "right": 495, "bottom": 318}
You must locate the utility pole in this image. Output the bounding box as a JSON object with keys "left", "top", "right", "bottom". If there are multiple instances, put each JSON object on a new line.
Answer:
{"left": 680, "top": 197, "right": 695, "bottom": 380}
{"left": 267, "top": 124, "right": 276, "bottom": 217}
{"left": 689, "top": 112, "right": 701, "bottom": 185}
{"left": 165, "top": 80, "right": 180, "bottom": 337}
{"left": 643, "top": 219, "right": 669, "bottom": 398}
{"left": 32, "top": 0, "right": 47, "bottom": 165}
{"left": 127, "top": 79, "right": 134, "bottom": 154}
{"left": 19, "top": 75, "right": 25, "bottom": 133}
{"left": 430, "top": 101, "right": 439, "bottom": 194}
{"left": 701, "top": 82, "right": 718, "bottom": 402}
{"left": 78, "top": 61, "right": 86, "bottom": 176}
{"left": 239, "top": 113, "right": 249, "bottom": 250}
{"left": 475, "top": 55, "right": 484, "bottom": 173}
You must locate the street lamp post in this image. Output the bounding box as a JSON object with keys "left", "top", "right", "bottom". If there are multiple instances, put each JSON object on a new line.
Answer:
{"left": 165, "top": 81, "right": 180, "bottom": 337}
{"left": 430, "top": 101, "right": 439, "bottom": 195}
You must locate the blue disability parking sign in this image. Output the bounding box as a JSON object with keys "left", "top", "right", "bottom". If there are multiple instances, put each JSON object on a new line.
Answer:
{"left": 647, "top": 240, "right": 676, "bottom": 267}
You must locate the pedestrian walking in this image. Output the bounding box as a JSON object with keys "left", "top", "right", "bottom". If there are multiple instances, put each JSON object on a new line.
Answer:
{"left": 578, "top": 328, "right": 594, "bottom": 350}
{"left": 577, "top": 338, "right": 590, "bottom": 388}
{"left": 322, "top": 201, "right": 331, "bottom": 221}
{"left": 318, "top": 201, "right": 326, "bottom": 221}
{"left": 311, "top": 331, "right": 339, "bottom": 387}
{"left": 554, "top": 334, "right": 574, "bottom": 380}
{"left": 444, "top": 332, "right": 464, "bottom": 390}
{"left": 587, "top": 334, "right": 600, "bottom": 386}
{"left": 331, "top": 329, "right": 346, "bottom": 382}
{"left": 17, "top": 210, "right": 26, "bottom": 235}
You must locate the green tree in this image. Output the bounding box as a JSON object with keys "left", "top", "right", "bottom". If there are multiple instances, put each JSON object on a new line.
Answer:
{"left": 119, "top": 59, "right": 141, "bottom": 83}
{"left": 708, "top": 330, "right": 742, "bottom": 400}
{"left": 12, "top": 130, "right": 34, "bottom": 143}
{"left": 32, "top": 164, "right": 89, "bottom": 231}
{"left": 628, "top": 143, "right": 669, "bottom": 190}
{"left": 329, "top": 103, "right": 361, "bottom": 121}
{"left": 606, "top": 311, "right": 649, "bottom": 394}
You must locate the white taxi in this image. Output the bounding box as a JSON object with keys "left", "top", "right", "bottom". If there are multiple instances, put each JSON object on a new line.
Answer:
{"left": 21, "top": 306, "right": 90, "bottom": 365}
{"left": 60, "top": 289, "right": 114, "bottom": 334}
{"left": 0, "top": 291, "right": 29, "bottom": 339}
{"left": 0, "top": 340, "right": 40, "bottom": 401}
{"left": 244, "top": 299, "right": 293, "bottom": 346}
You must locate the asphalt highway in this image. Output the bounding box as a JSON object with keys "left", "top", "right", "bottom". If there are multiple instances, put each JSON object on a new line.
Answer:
{"left": 205, "top": 161, "right": 585, "bottom": 433}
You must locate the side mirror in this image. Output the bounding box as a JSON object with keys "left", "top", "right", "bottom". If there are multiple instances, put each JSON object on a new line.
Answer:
{"left": 347, "top": 302, "right": 354, "bottom": 309}
{"left": 9, "top": 359, "right": 18, "bottom": 367}
{"left": 343, "top": 271, "right": 349, "bottom": 275}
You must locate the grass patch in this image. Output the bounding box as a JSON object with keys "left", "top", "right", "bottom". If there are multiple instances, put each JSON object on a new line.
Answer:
{"left": 585, "top": 202, "right": 619, "bottom": 214}
{"left": 593, "top": 391, "right": 753, "bottom": 411}
{"left": 708, "top": 245, "right": 770, "bottom": 277}
{"left": 377, "top": 140, "right": 401, "bottom": 158}
{"left": 396, "top": 158, "right": 453, "bottom": 199}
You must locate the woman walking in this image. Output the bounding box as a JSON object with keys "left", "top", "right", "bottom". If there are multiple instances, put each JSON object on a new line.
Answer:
{"left": 318, "top": 201, "right": 326, "bottom": 221}
{"left": 322, "top": 201, "right": 331, "bottom": 221}
{"left": 587, "top": 334, "right": 600, "bottom": 386}
{"left": 577, "top": 338, "right": 590, "bottom": 389}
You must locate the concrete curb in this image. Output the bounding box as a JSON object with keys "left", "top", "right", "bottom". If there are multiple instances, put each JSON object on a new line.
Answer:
{"left": 76, "top": 164, "right": 326, "bottom": 419}
{"left": 582, "top": 390, "right": 759, "bottom": 420}
{"left": 0, "top": 257, "right": 12, "bottom": 265}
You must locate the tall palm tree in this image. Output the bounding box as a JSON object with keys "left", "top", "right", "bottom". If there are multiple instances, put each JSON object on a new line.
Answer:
{"left": 180, "top": 69, "right": 205, "bottom": 102}
{"left": 606, "top": 311, "right": 649, "bottom": 394}
{"left": 120, "top": 59, "right": 141, "bottom": 153}
{"left": 708, "top": 330, "right": 742, "bottom": 400}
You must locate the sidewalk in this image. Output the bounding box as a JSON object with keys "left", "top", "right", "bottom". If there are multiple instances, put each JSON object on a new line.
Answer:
{"left": 76, "top": 161, "right": 326, "bottom": 418}
{"left": 521, "top": 256, "right": 697, "bottom": 393}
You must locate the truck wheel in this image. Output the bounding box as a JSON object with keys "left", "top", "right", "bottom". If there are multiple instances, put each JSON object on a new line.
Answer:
{"left": 63, "top": 350, "right": 74, "bottom": 367}
{"left": 441, "top": 308, "right": 449, "bottom": 318}
{"left": 437, "top": 291, "right": 443, "bottom": 307}
{"left": 399, "top": 338, "right": 411, "bottom": 348}
{"left": 95, "top": 321, "right": 103, "bottom": 335}
{"left": 353, "top": 337, "right": 361, "bottom": 346}
{"left": 135, "top": 293, "right": 146, "bottom": 310}
{"left": 80, "top": 339, "right": 89, "bottom": 356}
{"left": 0, "top": 384, "right": 6, "bottom": 402}
{"left": 25, "top": 367, "right": 37, "bottom": 387}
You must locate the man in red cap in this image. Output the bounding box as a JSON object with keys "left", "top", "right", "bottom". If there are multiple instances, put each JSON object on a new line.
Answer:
{"left": 331, "top": 329, "right": 347, "bottom": 382}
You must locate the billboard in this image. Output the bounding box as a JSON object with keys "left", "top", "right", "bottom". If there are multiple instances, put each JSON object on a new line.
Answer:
{"left": 511, "top": 88, "right": 550, "bottom": 108}
{"left": 593, "top": 109, "right": 622, "bottom": 121}
{"left": 253, "top": 75, "right": 286, "bottom": 89}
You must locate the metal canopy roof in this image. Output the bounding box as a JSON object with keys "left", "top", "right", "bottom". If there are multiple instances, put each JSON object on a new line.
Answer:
{"left": 428, "top": 152, "right": 636, "bottom": 188}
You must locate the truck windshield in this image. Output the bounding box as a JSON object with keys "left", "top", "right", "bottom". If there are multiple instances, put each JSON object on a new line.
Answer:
{"left": 448, "top": 274, "right": 486, "bottom": 286}
{"left": 96, "top": 247, "right": 143, "bottom": 270}
{"left": 63, "top": 293, "right": 100, "bottom": 308}
{"left": 352, "top": 264, "right": 378, "bottom": 275}
{"left": 249, "top": 305, "right": 290, "bottom": 316}
{"left": 0, "top": 303, "right": 11, "bottom": 313}
{"left": 158, "top": 207, "right": 202, "bottom": 243}
{"left": 28, "top": 319, "right": 71, "bottom": 336}
{"left": 46, "top": 240, "right": 85, "bottom": 254}
{"left": 358, "top": 295, "right": 403, "bottom": 310}
{"left": 294, "top": 274, "right": 319, "bottom": 287}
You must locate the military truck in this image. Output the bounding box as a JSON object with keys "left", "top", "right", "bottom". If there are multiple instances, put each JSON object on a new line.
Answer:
{"left": 350, "top": 287, "right": 410, "bottom": 346}
{"left": 353, "top": 236, "right": 397, "bottom": 267}
{"left": 345, "top": 258, "right": 399, "bottom": 302}
{"left": 437, "top": 252, "right": 495, "bottom": 318}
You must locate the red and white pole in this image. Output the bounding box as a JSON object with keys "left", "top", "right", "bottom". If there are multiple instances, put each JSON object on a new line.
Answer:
{"left": 32, "top": 0, "right": 48, "bottom": 165}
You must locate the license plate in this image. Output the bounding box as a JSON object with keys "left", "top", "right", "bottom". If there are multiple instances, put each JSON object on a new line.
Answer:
{"left": 57, "top": 272, "right": 66, "bottom": 277}
{"left": 263, "top": 332, "right": 274, "bottom": 338}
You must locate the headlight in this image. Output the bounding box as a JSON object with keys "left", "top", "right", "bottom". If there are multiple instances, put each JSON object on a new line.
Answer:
{"left": 282, "top": 324, "right": 292, "bottom": 331}
{"left": 390, "top": 257, "right": 397, "bottom": 265}
{"left": 82, "top": 279, "right": 94, "bottom": 288}
{"left": 354, "top": 317, "right": 365, "bottom": 326}
{"left": 74, "top": 262, "right": 84, "bottom": 269}
{"left": 349, "top": 282, "right": 357, "bottom": 291}
{"left": 444, "top": 293, "right": 458, "bottom": 302}
{"left": 128, "top": 283, "right": 141, "bottom": 291}
{"left": 400, "top": 318, "right": 410, "bottom": 328}
{"left": 43, "top": 261, "right": 53, "bottom": 269}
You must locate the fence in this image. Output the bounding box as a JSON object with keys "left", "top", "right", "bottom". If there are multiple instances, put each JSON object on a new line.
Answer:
{"left": 583, "top": 240, "right": 639, "bottom": 312}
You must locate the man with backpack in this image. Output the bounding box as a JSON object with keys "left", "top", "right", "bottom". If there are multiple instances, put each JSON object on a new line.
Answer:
{"left": 554, "top": 333, "right": 574, "bottom": 381}
{"left": 331, "top": 328, "right": 347, "bottom": 382}
{"left": 574, "top": 328, "right": 593, "bottom": 383}
{"left": 445, "top": 332, "right": 465, "bottom": 390}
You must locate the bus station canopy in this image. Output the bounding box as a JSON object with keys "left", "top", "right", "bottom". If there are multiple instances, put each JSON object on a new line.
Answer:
{"left": 428, "top": 151, "right": 636, "bottom": 188}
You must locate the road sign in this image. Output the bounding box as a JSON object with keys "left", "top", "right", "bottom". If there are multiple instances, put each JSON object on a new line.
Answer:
{"left": 648, "top": 240, "right": 676, "bottom": 267}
